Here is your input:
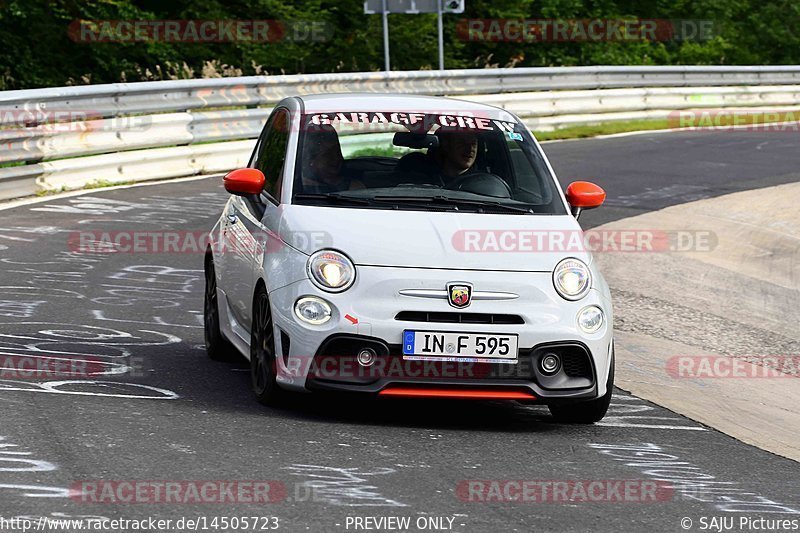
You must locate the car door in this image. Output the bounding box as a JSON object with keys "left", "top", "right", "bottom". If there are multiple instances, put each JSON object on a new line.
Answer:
{"left": 216, "top": 129, "right": 263, "bottom": 331}
{"left": 222, "top": 108, "right": 290, "bottom": 333}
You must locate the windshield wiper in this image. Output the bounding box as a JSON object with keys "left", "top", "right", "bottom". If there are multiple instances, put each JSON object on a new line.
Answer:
{"left": 294, "top": 193, "right": 373, "bottom": 205}
{"left": 371, "top": 195, "right": 534, "bottom": 214}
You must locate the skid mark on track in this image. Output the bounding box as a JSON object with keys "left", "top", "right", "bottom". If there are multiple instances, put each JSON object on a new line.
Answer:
{"left": 597, "top": 394, "right": 707, "bottom": 431}
{"left": 0, "top": 436, "right": 69, "bottom": 499}
{"left": 284, "top": 464, "right": 407, "bottom": 507}
{"left": 589, "top": 442, "right": 800, "bottom": 513}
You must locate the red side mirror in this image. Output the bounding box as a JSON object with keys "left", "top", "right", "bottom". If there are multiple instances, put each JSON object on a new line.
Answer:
{"left": 566, "top": 181, "right": 606, "bottom": 211}
{"left": 224, "top": 168, "right": 265, "bottom": 196}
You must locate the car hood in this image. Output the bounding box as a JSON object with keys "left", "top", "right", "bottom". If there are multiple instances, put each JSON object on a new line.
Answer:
{"left": 279, "top": 205, "right": 592, "bottom": 272}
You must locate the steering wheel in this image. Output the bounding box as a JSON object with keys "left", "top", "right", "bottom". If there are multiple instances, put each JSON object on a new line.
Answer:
{"left": 446, "top": 172, "right": 513, "bottom": 199}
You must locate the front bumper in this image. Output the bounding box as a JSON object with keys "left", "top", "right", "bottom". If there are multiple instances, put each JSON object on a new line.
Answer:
{"left": 267, "top": 265, "right": 613, "bottom": 401}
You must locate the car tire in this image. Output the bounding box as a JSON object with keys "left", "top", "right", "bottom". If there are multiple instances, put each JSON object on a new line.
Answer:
{"left": 204, "top": 254, "right": 237, "bottom": 361}
{"left": 548, "top": 348, "right": 614, "bottom": 424}
{"left": 250, "top": 286, "right": 283, "bottom": 406}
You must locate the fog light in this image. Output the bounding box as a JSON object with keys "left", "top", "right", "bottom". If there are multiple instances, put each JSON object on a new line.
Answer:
{"left": 540, "top": 353, "right": 561, "bottom": 375}
{"left": 294, "top": 296, "right": 332, "bottom": 325}
{"left": 357, "top": 348, "right": 376, "bottom": 367}
{"left": 577, "top": 305, "right": 604, "bottom": 334}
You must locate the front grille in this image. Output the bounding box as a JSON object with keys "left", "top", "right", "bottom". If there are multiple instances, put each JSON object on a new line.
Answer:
{"left": 395, "top": 311, "right": 524, "bottom": 325}
{"left": 529, "top": 343, "right": 595, "bottom": 384}
{"left": 562, "top": 351, "right": 592, "bottom": 378}
{"left": 306, "top": 334, "right": 596, "bottom": 391}
{"left": 317, "top": 336, "right": 390, "bottom": 357}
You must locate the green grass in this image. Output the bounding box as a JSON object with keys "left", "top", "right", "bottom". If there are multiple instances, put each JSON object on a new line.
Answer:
{"left": 35, "top": 186, "right": 68, "bottom": 197}
{"left": 348, "top": 146, "right": 410, "bottom": 158}
{"left": 533, "top": 119, "right": 671, "bottom": 141}
{"left": 533, "top": 113, "right": 800, "bottom": 141}
{"left": 84, "top": 179, "right": 136, "bottom": 189}
{"left": 33, "top": 179, "right": 135, "bottom": 197}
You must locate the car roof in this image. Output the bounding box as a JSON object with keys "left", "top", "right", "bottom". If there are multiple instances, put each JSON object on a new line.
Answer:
{"left": 296, "top": 93, "right": 517, "bottom": 121}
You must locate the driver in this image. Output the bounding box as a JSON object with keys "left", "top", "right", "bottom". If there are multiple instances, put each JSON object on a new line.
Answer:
{"left": 432, "top": 129, "right": 478, "bottom": 185}
{"left": 396, "top": 127, "right": 512, "bottom": 198}
{"left": 396, "top": 127, "right": 479, "bottom": 187}
{"left": 301, "top": 125, "right": 362, "bottom": 193}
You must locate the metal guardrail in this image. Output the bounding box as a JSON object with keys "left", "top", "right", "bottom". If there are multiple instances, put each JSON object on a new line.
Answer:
{"left": 0, "top": 109, "right": 269, "bottom": 165}
{"left": 2, "top": 66, "right": 800, "bottom": 200}
{"left": 4, "top": 66, "right": 800, "bottom": 118}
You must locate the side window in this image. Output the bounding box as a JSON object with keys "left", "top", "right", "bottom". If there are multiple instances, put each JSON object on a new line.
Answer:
{"left": 247, "top": 129, "right": 264, "bottom": 168}
{"left": 254, "top": 109, "right": 290, "bottom": 202}
{"left": 505, "top": 137, "right": 551, "bottom": 204}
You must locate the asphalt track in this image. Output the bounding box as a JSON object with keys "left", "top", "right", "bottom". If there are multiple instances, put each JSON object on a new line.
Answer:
{"left": 0, "top": 129, "right": 798, "bottom": 532}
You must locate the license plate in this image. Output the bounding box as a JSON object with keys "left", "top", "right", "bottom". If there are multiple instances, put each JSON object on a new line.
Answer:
{"left": 402, "top": 330, "right": 518, "bottom": 363}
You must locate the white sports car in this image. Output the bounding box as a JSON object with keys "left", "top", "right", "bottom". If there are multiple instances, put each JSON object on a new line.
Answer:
{"left": 205, "top": 94, "right": 614, "bottom": 423}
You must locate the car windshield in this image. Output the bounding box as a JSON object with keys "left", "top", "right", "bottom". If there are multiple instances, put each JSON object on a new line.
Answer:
{"left": 292, "top": 111, "right": 567, "bottom": 215}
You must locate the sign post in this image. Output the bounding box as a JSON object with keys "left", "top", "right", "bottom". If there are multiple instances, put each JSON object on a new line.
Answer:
{"left": 437, "top": 2, "right": 444, "bottom": 70}
{"left": 364, "top": 0, "right": 465, "bottom": 71}
{"left": 382, "top": 0, "right": 390, "bottom": 71}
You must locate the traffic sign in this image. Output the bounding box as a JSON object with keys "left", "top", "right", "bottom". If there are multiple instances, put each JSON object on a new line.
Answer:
{"left": 364, "top": 0, "right": 463, "bottom": 14}
{"left": 364, "top": 0, "right": 438, "bottom": 14}
{"left": 364, "top": 0, "right": 466, "bottom": 71}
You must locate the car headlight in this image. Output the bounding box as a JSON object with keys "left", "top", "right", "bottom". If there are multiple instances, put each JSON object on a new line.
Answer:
{"left": 294, "top": 296, "right": 332, "bottom": 325}
{"left": 553, "top": 258, "right": 591, "bottom": 300}
{"left": 307, "top": 250, "right": 355, "bottom": 292}
{"left": 577, "top": 305, "right": 604, "bottom": 333}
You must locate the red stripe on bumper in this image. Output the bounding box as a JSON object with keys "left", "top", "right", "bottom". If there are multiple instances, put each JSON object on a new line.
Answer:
{"left": 378, "top": 386, "right": 536, "bottom": 400}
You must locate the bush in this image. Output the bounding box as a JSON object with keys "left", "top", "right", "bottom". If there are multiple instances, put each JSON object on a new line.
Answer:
{"left": 1, "top": 0, "right": 798, "bottom": 90}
